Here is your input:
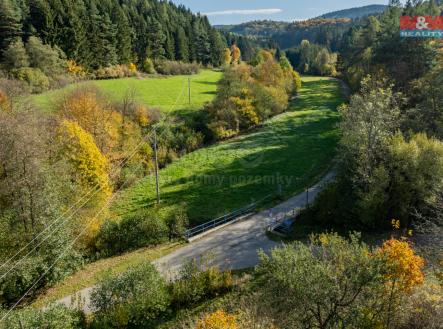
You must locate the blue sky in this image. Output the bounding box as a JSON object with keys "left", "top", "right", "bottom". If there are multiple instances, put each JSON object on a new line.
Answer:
{"left": 170, "top": 0, "right": 389, "bottom": 25}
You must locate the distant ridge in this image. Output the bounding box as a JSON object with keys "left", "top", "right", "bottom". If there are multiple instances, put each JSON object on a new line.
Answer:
{"left": 318, "top": 4, "right": 387, "bottom": 19}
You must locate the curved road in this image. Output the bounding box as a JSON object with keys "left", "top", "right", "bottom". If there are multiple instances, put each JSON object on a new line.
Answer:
{"left": 58, "top": 171, "right": 335, "bottom": 312}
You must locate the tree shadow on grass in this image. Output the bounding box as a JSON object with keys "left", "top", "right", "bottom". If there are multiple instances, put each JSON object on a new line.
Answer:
{"left": 114, "top": 78, "right": 345, "bottom": 225}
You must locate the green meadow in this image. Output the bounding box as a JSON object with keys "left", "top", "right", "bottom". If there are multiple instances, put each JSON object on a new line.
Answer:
{"left": 30, "top": 70, "right": 222, "bottom": 114}
{"left": 113, "top": 76, "right": 346, "bottom": 225}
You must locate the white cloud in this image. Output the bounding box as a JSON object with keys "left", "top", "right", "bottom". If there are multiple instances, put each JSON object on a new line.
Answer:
{"left": 204, "top": 8, "right": 283, "bottom": 16}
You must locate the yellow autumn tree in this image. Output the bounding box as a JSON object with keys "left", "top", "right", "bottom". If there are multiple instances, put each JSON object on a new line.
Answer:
{"left": 378, "top": 239, "right": 425, "bottom": 292}
{"left": 223, "top": 48, "right": 232, "bottom": 66}
{"left": 57, "top": 120, "right": 111, "bottom": 246}
{"left": 59, "top": 88, "right": 122, "bottom": 156}
{"left": 229, "top": 88, "right": 259, "bottom": 128}
{"left": 196, "top": 310, "right": 239, "bottom": 329}
{"left": 57, "top": 120, "right": 111, "bottom": 198}
{"left": 231, "top": 45, "right": 241, "bottom": 64}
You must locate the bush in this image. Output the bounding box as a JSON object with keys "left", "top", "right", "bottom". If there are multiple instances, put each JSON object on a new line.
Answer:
{"left": 11, "top": 67, "right": 50, "bottom": 93}
{"left": 154, "top": 60, "right": 200, "bottom": 75}
{"left": 171, "top": 256, "right": 233, "bottom": 308}
{"left": 142, "top": 58, "right": 156, "bottom": 74}
{"left": 0, "top": 250, "right": 83, "bottom": 305}
{"left": 91, "top": 262, "right": 170, "bottom": 328}
{"left": 95, "top": 209, "right": 169, "bottom": 256}
{"left": 196, "top": 310, "right": 239, "bottom": 329}
{"left": 95, "top": 64, "right": 137, "bottom": 80}
{"left": 0, "top": 304, "right": 85, "bottom": 329}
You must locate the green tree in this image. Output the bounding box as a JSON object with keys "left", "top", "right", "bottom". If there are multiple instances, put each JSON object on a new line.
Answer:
{"left": 175, "top": 26, "right": 189, "bottom": 62}
{"left": 147, "top": 19, "right": 166, "bottom": 60}
{"left": 91, "top": 262, "right": 170, "bottom": 328}
{"left": 26, "top": 36, "right": 65, "bottom": 76}
{"left": 113, "top": 6, "right": 132, "bottom": 64}
{"left": 2, "top": 38, "right": 29, "bottom": 69}
{"left": 0, "top": 0, "right": 22, "bottom": 55}
{"left": 256, "top": 233, "right": 391, "bottom": 329}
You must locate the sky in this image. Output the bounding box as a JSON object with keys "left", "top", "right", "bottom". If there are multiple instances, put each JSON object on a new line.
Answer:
{"left": 170, "top": 0, "right": 389, "bottom": 25}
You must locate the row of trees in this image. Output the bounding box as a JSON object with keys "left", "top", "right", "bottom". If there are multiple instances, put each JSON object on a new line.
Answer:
{"left": 0, "top": 0, "right": 226, "bottom": 69}
{"left": 286, "top": 39, "right": 338, "bottom": 76}
{"left": 304, "top": 1, "right": 443, "bottom": 231}
{"left": 206, "top": 49, "right": 302, "bottom": 140}
{"left": 0, "top": 81, "right": 206, "bottom": 304}
{"left": 3, "top": 233, "right": 439, "bottom": 328}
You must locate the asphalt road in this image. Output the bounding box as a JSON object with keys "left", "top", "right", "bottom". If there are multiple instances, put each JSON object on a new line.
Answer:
{"left": 57, "top": 171, "right": 335, "bottom": 312}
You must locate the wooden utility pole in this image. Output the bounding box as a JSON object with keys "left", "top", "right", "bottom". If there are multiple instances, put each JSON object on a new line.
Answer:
{"left": 188, "top": 77, "right": 191, "bottom": 105}
{"left": 153, "top": 128, "right": 160, "bottom": 204}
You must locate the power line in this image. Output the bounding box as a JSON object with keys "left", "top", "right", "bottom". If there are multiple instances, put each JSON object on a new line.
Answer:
{"left": 0, "top": 78, "right": 188, "bottom": 275}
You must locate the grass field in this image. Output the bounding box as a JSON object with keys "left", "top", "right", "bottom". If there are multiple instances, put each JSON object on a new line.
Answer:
{"left": 113, "top": 76, "right": 346, "bottom": 225}
{"left": 32, "top": 242, "right": 182, "bottom": 307}
{"left": 30, "top": 70, "right": 222, "bottom": 114}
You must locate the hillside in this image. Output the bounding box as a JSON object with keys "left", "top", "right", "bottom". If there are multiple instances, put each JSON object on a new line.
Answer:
{"left": 0, "top": 0, "right": 226, "bottom": 69}
{"left": 30, "top": 70, "right": 222, "bottom": 115}
{"left": 113, "top": 76, "right": 344, "bottom": 225}
{"left": 319, "top": 4, "right": 387, "bottom": 19}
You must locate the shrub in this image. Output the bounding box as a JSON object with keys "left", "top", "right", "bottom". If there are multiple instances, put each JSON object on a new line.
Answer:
{"left": 0, "top": 304, "right": 85, "bottom": 329}
{"left": 11, "top": 67, "right": 50, "bottom": 93}
{"left": 143, "top": 58, "right": 156, "bottom": 74}
{"left": 255, "top": 233, "right": 391, "bottom": 328}
{"left": 95, "top": 64, "right": 137, "bottom": 80}
{"left": 155, "top": 60, "right": 200, "bottom": 75}
{"left": 0, "top": 250, "right": 83, "bottom": 305}
{"left": 196, "top": 310, "right": 239, "bottom": 329}
{"left": 0, "top": 90, "right": 10, "bottom": 112}
{"left": 67, "top": 60, "right": 86, "bottom": 77}
{"left": 26, "top": 36, "right": 66, "bottom": 76}
{"left": 91, "top": 262, "right": 170, "bottom": 328}
{"left": 1, "top": 39, "right": 29, "bottom": 69}
{"left": 377, "top": 238, "right": 425, "bottom": 292}
{"left": 171, "top": 256, "right": 233, "bottom": 308}
{"left": 96, "top": 209, "right": 168, "bottom": 256}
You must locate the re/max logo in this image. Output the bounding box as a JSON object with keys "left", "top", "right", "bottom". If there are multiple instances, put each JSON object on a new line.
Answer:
{"left": 400, "top": 16, "right": 443, "bottom": 38}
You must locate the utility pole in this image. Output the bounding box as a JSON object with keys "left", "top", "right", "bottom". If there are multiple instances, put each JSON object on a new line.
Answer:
{"left": 188, "top": 77, "right": 191, "bottom": 105}
{"left": 153, "top": 128, "right": 160, "bottom": 204}
{"left": 306, "top": 188, "right": 309, "bottom": 207}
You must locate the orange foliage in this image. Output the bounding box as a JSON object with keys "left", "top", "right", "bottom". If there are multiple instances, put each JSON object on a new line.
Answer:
{"left": 378, "top": 239, "right": 425, "bottom": 292}
{"left": 59, "top": 88, "right": 122, "bottom": 156}
{"left": 135, "top": 105, "right": 150, "bottom": 127}
{"left": 0, "top": 90, "right": 11, "bottom": 112}
{"left": 196, "top": 310, "right": 239, "bottom": 329}
{"left": 67, "top": 60, "right": 86, "bottom": 76}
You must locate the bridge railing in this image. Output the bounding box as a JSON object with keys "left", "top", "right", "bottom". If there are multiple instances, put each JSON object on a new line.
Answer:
{"left": 184, "top": 195, "right": 272, "bottom": 241}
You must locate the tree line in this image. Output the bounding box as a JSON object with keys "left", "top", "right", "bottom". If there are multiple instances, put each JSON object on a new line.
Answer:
{"left": 0, "top": 0, "right": 226, "bottom": 69}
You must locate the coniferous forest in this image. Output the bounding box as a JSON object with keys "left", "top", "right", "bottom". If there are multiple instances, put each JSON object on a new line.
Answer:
{"left": 0, "top": 0, "right": 226, "bottom": 69}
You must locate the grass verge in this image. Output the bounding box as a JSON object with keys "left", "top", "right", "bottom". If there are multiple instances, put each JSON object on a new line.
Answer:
{"left": 33, "top": 242, "right": 182, "bottom": 307}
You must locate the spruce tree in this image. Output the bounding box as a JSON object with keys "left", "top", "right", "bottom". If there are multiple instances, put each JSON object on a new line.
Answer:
{"left": 0, "top": 0, "right": 22, "bottom": 55}
{"left": 175, "top": 26, "right": 189, "bottom": 62}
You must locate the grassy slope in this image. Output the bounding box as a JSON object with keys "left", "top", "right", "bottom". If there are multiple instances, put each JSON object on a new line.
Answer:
{"left": 113, "top": 76, "right": 346, "bottom": 225}
{"left": 33, "top": 242, "right": 182, "bottom": 307}
{"left": 30, "top": 70, "right": 222, "bottom": 114}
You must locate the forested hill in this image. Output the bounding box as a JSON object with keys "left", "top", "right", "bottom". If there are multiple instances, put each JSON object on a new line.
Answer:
{"left": 0, "top": 0, "right": 226, "bottom": 69}
{"left": 318, "top": 4, "right": 387, "bottom": 19}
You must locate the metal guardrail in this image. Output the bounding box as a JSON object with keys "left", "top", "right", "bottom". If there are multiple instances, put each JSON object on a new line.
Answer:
{"left": 184, "top": 194, "right": 272, "bottom": 240}
{"left": 268, "top": 207, "right": 303, "bottom": 232}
